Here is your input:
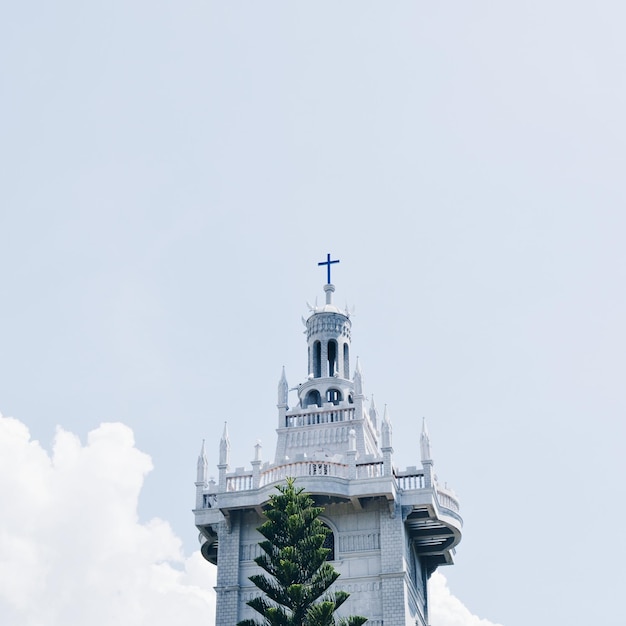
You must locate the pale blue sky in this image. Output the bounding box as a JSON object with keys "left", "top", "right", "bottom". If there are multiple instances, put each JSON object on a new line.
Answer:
{"left": 1, "top": 3, "right": 625, "bottom": 626}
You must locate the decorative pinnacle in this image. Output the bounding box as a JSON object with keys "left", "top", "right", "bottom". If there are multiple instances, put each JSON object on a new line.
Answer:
{"left": 354, "top": 357, "right": 363, "bottom": 395}
{"left": 381, "top": 404, "right": 392, "bottom": 449}
{"left": 383, "top": 404, "right": 391, "bottom": 426}
{"left": 219, "top": 422, "right": 230, "bottom": 466}
{"left": 278, "top": 366, "right": 289, "bottom": 407}
{"left": 199, "top": 439, "right": 207, "bottom": 462}
{"left": 420, "top": 417, "right": 432, "bottom": 462}
{"left": 369, "top": 394, "right": 379, "bottom": 426}
{"left": 197, "top": 439, "right": 208, "bottom": 482}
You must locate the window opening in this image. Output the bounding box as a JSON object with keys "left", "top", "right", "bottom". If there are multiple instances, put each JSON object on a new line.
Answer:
{"left": 326, "top": 388, "right": 342, "bottom": 405}
{"left": 321, "top": 523, "right": 335, "bottom": 561}
{"left": 304, "top": 390, "right": 322, "bottom": 408}
{"left": 327, "top": 340, "right": 337, "bottom": 377}
{"left": 313, "top": 341, "right": 321, "bottom": 378}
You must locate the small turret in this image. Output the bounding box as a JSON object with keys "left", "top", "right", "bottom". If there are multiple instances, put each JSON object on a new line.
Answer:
{"left": 420, "top": 417, "right": 432, "bottom": 462}
{"left": 219, "top": 423, "right": 230, "bottom": 466}
{"left": 381, "top": 405, "right": 392, "bottom": 448}
{"left": 195, "top": 439, "right": 208, "bottom": 509}
{"left": 381, "top": 405, "right": 393, "bottom": 476}
{"left": 277, "top": 366, "right": 288, "bottom": 409}
{"left": 421, "top": 417, "right": 434, "bottom": 489}
{"left": 197, "top": 439, "right": 208, "bottom": 483}
{"left": 218, "top": 423, "right": 230, "bottom": 491}
{"left": 369, "top": 394, "right": 379, "bottom": 430}
{"left": 354, "top": 357, "right": 363, "bottom": 396}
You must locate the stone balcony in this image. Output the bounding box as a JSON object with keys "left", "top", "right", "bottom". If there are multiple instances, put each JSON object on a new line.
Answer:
{"left": 194, "top": 457, "right": 462, "bottom": 571}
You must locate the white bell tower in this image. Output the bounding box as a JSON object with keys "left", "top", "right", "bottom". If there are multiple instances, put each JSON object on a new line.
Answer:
{"left": 194, "top": 256, "right": 463, "bottom": 626}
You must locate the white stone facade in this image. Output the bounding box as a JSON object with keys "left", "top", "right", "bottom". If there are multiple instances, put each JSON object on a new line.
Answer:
{"left": 194, "top": 279, "right": 462, "bottom": 625}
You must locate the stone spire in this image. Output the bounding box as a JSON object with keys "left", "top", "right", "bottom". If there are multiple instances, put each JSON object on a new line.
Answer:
{"left": 381, "top": 405, "right": 392, "bottom": 448}
{"left": 195, "top": 439, "right": 209, "bottom": 510}
{"left": 354, "top": 357, "right": 363, "bottom": 395}
{"left": 381, "top": 405, "right": 393, "bottom": 476}
{"left": 197, "top": 439, "right": 208, "bottom": 483}
{"left": 219, "top": 423, "right": 230, "bottom": 466}
{"left": 277, "top": 366, "right": 288, "bottom": 409}
{"left": 420, "top": 417, "right": 434, "bottom": 489}
{"left": 420, "top": 417, "right": 432, "bottom": 462}
{"left": 218, "top": 423, "right": 230, "bottom": 491}
{"left": 369, "top": 394, "right": 379, "bottom": 430}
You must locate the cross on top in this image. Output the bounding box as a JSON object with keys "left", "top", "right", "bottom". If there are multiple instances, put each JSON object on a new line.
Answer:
{"left": 318, "top": 253, "right": 340, "bottom": 285}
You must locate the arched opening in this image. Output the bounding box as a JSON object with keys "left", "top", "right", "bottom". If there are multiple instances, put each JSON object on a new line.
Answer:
{"left": 304, "top": 390, "right": 322, "bottom": 408}
{"left": 343, "top": 343, "right": 349, "bottom": 378}
{"left": 326, "top": 388, "right": 342, "bottom": 406}
{"left": 327, "top": 340, "right": 337, "bottom": 377}
{"left": 313, "top": 341, "right": 321, "bottom": 378}
{"left": 321, "top": 522, "right": 335, "bottom": 561}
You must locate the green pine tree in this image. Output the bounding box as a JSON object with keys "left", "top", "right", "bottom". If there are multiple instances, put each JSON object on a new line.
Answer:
{"left": 238, "top": 478, "right": 368, "bottom": 626}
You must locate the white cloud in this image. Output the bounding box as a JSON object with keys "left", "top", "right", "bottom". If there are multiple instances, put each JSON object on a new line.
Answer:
{"left": 0, "top": 414, "right": 215, "bottom": 626}
{"left": 430, "top": 572, "right": 503, "bottom": 626}
{"left": 0, "top": 413, "right": 498, "bottom": 626}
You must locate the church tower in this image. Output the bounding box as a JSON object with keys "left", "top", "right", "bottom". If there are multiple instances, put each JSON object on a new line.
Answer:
{"left": 194, "top": 256, "right": 462, "bottom": 626}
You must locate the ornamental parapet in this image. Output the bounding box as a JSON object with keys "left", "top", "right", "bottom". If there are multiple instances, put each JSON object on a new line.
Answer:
{"left": 284, "top": 406, "right": 355, "bottom": 427}
{"left": 195, "top": 459, "right": 462, "bottom": 571}
{"left": 197, "top": 460, "right": 449, "bottom": 510}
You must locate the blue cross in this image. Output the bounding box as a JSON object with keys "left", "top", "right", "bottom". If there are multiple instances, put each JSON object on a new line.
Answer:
{"left": 318, "top": 253, "right": 340, "bottom": 284}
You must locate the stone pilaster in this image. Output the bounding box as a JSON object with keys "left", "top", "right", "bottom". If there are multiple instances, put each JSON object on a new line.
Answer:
{"left": 215, "top": 514, "right": 241, "bottom": 626}
{"left": 379, "top": 501, "right": 409, "bottom": 626}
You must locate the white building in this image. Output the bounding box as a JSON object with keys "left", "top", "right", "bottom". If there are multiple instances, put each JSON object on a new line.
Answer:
{"left": 194, "top": 266, "right": 462, "bottom": 625}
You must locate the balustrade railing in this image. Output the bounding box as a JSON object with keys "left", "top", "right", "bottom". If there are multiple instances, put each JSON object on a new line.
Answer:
{"left": 215, "top": 462, "right": 439, "bottom": 504}
{"left": 356, "top": 461, "right": 384, "bottom": 479}
{"left": 285, "top": 407, "right": 355, "bottom": 427}
{"left": 203, "top": 493, "right": 218, "bottom": 508}
{"left": 260, "top": 460, "right": 348, "bottom": 485}
{"left": 226, "top": 473, "right": 253, "bottom": 492}
{"left": 436, "top": 488, "right": 460, "bottom": 513}
{"left": 396, "top": 472, "right": 425, "bottom": 490}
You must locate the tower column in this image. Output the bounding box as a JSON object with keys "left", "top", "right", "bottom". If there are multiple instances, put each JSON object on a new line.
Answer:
{"left": 321, "top": 341, "right": 329, "bottom": 378}
{"left": 379, "top": 503, "right": 411, "bottom": 626}
{"left": 215, "top": 515, "right": 242, "bottom": 626}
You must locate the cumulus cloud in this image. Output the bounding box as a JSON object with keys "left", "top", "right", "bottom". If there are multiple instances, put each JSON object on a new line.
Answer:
{"left": 0, "top": 413, "right": 499, "bottom": 626}
{"left": 0, "top": 414, "right": 215, "bottom": 626}
{"left": 430, "top": 572, "right": 503, "bottom": 626}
